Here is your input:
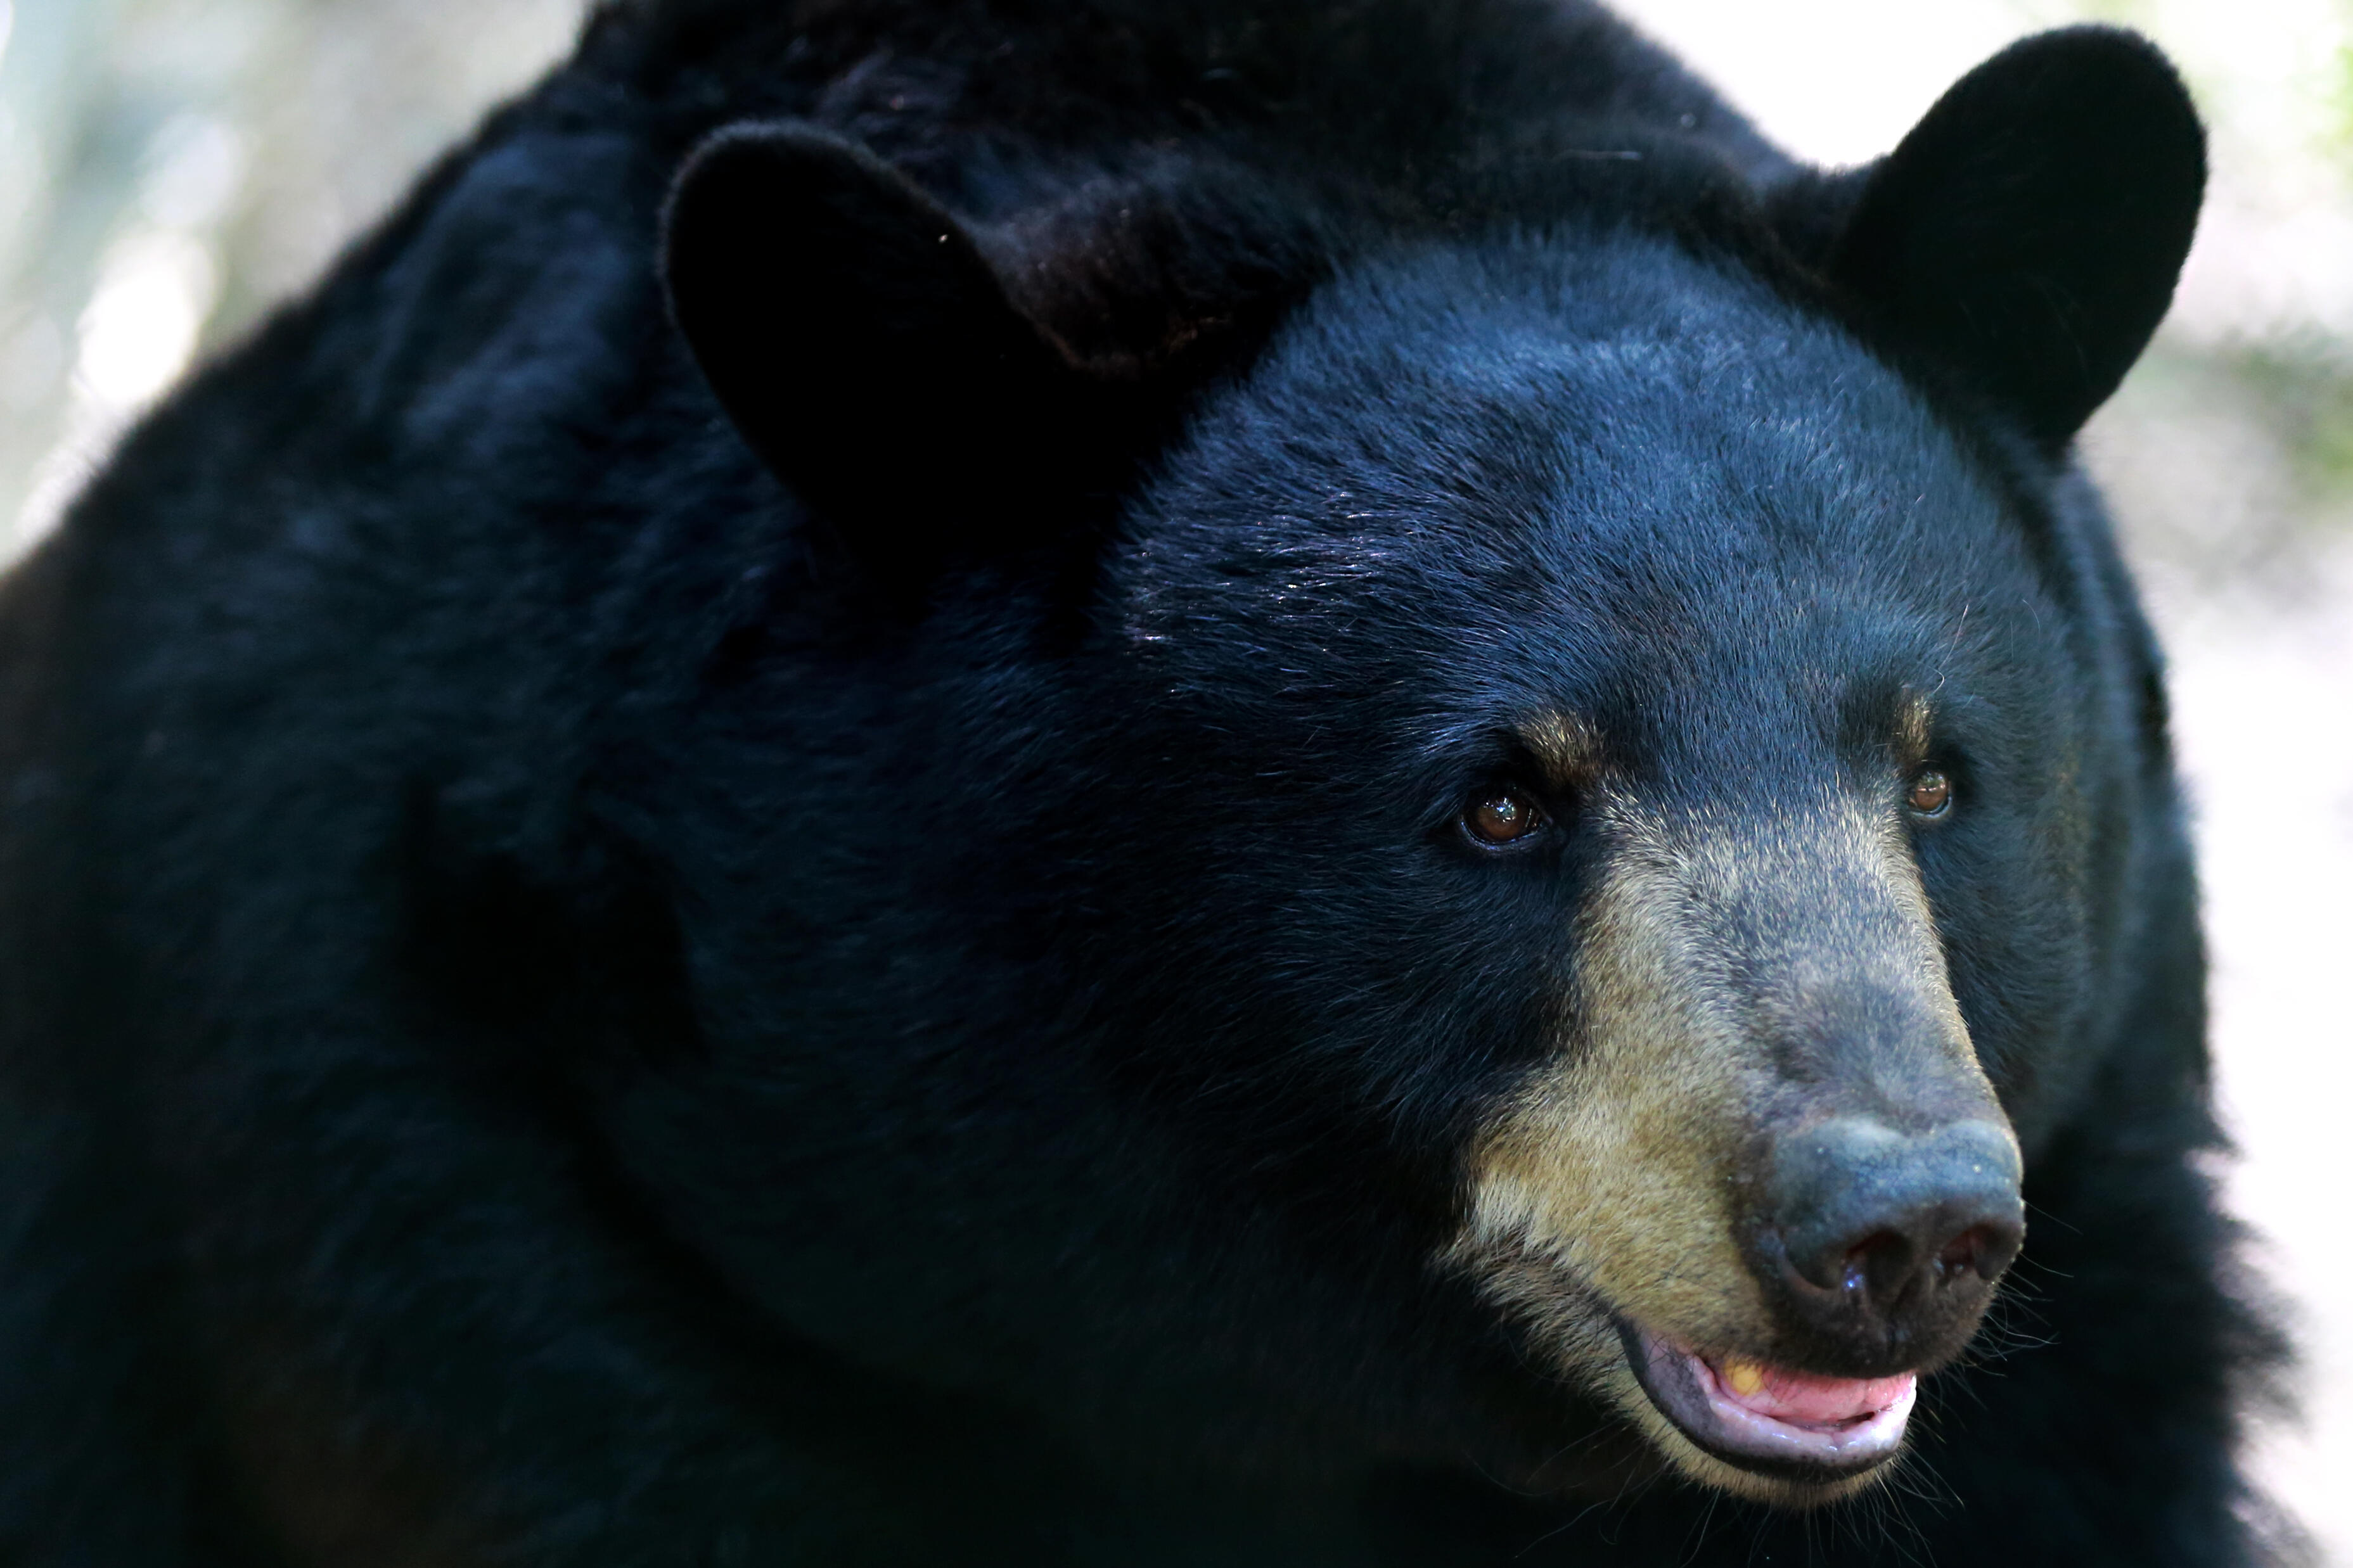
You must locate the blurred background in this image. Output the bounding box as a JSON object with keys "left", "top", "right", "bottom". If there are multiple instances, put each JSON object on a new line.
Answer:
{"left": 0, "top": 0, "right": 2342, "bottom": 1555}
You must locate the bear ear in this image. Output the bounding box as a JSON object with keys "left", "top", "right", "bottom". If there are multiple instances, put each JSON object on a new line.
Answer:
{"left": 1823, "top": 27, "right": 2205, "bottom": 452}
{"left": 661, "top": 125, "right": 1139, "bottom": 566}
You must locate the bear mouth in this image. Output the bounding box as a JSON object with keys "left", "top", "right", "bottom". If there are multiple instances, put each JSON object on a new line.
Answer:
{"left": 1615, "top": 1320, "right": 1916, "bottom": 1483}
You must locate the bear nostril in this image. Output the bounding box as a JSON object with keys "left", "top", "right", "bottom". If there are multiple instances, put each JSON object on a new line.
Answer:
{"left": 1944, "top": 1213, "right": 2024, "bottom": 1282}
{"left": 1933, "top": 1224, "right": 2007, "bottom": 1284}
{"left": 1849, "top": 1230, "right": 1918, "bottom": 1300}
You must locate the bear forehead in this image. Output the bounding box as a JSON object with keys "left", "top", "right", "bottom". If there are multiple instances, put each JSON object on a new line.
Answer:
{"left": 1111, "top": 231, "right": 2035, "bottom": 696}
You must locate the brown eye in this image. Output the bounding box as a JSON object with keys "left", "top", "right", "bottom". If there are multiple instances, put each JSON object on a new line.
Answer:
{"left": 1465, "top": 786, "right": 1548, "bottom": 847}
{"left": 1906, "top": 768, "right": 1954, "bottom": 819}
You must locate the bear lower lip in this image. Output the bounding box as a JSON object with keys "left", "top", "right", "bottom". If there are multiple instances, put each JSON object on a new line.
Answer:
{"left": 1615, "top": 1321, "right": 1916, "bottom": 1480}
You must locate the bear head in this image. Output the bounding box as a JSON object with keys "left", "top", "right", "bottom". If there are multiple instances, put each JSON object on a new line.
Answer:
{"left": 636, "top": 25, "right": 2202, "bottom": 1507}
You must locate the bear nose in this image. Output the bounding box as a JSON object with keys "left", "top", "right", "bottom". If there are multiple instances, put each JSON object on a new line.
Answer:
{"left": 1764, "top": 1116, "right": 2024, "bottom": 1358}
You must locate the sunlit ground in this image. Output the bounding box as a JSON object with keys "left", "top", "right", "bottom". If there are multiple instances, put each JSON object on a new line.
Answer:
{"left": 1, "top": 0, "right": 2345, "bottom": 1557}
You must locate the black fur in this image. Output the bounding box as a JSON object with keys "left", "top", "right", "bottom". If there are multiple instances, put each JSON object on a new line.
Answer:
{"left": 0, "top": 1, "right": 2273, "bottom": 1562}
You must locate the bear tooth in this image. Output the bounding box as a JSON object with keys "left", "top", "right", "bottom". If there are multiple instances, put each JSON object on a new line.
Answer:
{"left": 1722, "top": 1358, "right": 1767, "bottom": 1398}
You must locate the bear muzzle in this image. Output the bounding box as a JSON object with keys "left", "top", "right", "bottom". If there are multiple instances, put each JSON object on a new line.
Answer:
{"left": 1451, "top": 786, "right": 2027, "bottom": 1500}
{"left": 1606, "top": 1115, "right": 2025, "bottom": 1487}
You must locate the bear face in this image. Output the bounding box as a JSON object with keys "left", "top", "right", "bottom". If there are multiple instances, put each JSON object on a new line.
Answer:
{"left": 1079, "top": 236, "right": 2079, "bottom": 1501}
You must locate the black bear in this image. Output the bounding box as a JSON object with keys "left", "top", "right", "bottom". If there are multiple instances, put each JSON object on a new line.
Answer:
{"left": 0, "top": 0, "right": 2279, "bottom": 1562}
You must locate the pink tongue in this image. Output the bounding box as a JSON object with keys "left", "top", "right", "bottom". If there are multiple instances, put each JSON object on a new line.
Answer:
{"left": 1716, "top": 1363, "right": 1916, "bottom": 1426}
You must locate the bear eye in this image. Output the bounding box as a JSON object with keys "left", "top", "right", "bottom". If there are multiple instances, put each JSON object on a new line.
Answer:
{"left": 1906, "top": 768, "right": 1954, "bottom": 819}
{"left": 1463, "top": 785, "right": 1549, "bottom": 848}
